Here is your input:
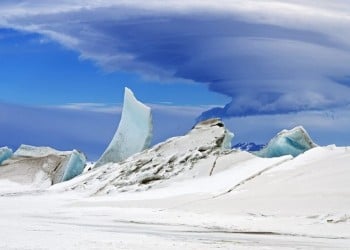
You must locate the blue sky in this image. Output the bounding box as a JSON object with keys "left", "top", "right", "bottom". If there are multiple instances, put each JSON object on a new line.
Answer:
{"left": 0, "top": 28, "right": 227, "bottom": 106}
{"left": 0, "top": 1, "right": 349, "bottom": 159}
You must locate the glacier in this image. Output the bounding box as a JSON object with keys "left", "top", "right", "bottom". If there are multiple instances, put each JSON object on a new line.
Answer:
{"left": 255, "top": 126, "right": 317, "bottom": 158}
{"left": 0, "top": 147, "right": 13, "bottom": 165}
{"left": 95, "top": 87, "right": 153, "bottom": 167}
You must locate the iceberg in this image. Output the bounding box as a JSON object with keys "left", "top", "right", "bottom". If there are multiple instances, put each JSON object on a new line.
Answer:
{"left": 95, "top": 87, "right": 153, "bottom": 167}
{"left": 1, "top": 145, "right": 87, "bottom": 186}
{"left": 61, "top": 150, "right": 87, "bottom": 182}
{"left": 0, "top": 147, "right": 13, "bottom": 165}
{"left": 255, "top": 126, "right": 317, "bottom": 158}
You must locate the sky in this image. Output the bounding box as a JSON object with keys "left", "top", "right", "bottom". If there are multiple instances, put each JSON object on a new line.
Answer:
{"left": 0, "top": 1, "right": 350, "bottom": 160}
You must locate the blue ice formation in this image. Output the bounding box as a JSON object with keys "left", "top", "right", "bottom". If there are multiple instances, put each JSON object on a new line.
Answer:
{"left": 13, "top": 144, "right": 86, "bottom": 183}
{"left": 255, "top": 126, "right": 317, "bottom": 158}
{"left": 61, "top": 150, "right": 87, "bottom": 182}
{"left": 0, "top": 147, "right": 13, "bottom": 165}
{"left": 222, "top": 129, "right": 234, "bottom": 150}
{"left": 95, "top": 87, "right": 153, "bottom": 167}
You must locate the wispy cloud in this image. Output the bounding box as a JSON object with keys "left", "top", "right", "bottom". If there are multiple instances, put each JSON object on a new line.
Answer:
{"left": 56, "top": 103, "right": 122, "bottom": 114}
{"left": 1, "top": 1, "right": 350, "bottom": 117}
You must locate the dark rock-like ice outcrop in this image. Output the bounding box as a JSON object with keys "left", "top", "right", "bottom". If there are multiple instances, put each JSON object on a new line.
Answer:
{"left": 95, "top": 87, "right": 153, "bottom": 168}
{"left": 255, "top": 126, "right": 317, "bottom": 158}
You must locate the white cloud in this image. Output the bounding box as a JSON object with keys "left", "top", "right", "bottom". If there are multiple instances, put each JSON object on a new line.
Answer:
{"left": 56, "top": 103, "right": 122, "bottom": 114}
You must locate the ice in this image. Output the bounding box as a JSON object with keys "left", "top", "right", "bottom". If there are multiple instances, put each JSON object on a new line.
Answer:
{"left": 14, "top": 144, "right": 71, "bottom": 158}
{"left": 0, "top": 147, "right": 13, "bottom": 165}
{"left": 221, "top": 129, "right": 234, "bottom": 150}
{"left": 95, "top": 87, "right": 152, "bottom": 167}
{"left": 61, "top": 150, "right": 87, "bottom": 182}
{"left": 0, "top": 145, "right": 87, "bottom": 187}
{"left": 255, "top": 126, "right": 317, "bottom": 158}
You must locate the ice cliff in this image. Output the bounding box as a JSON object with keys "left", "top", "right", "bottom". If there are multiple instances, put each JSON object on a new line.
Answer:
{"left": 95, "top": 87, "right": 153, "bottom": 168}
{"left": 255, "top": 126, "right": 317, "bottom": 158}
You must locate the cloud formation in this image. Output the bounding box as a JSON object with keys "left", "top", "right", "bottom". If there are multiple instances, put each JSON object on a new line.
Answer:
{"left": 1, "top": 1, "right": 350, "bottom": 117}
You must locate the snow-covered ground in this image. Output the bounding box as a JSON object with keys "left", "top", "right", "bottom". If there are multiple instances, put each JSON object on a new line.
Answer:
{"left": 0, "top": 120, "right": 349, "bottom": 249}
{"left": 0, "top": 147, "right": 349, "bottom": 249}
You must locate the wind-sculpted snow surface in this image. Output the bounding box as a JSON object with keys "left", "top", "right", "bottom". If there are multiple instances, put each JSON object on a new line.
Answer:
{"left": 0, "top": 145, "right": 86, "bottom": 188}
{"left": 255, "top": 126, "right": 317, "bottom": 158}
{"left": 0, "top": 147, "right": 12, "bottom": 165}
{"left": 95, "top": 88, "right": 152, "bottom": 168}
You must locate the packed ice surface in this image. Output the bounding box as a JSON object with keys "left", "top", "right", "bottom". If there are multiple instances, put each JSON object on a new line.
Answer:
{"left": 0, "top": 147, "right": 13, "bottom": 165}
{"left": 255, "top": 126, "right": 317, "bottom": 158}
{"left": 95, "top": 87, "right": 153, "bottom": 167}
{"left": 0, "top": 145, "right": 86, "bottom": 187}
{"left": 61, "top": 150, "right": 87, "bottom": 182}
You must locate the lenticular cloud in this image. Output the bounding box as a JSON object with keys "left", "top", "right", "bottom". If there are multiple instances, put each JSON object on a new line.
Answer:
{"left": 1, "top": 1, "right": 350, "bottom": 117}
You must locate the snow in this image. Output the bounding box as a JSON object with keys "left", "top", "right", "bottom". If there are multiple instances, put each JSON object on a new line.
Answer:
{"left": 255, "top": 126, "right": 317, "bottom": 158}
{"left": 0, "top": 146, "right": 12, "bottom": 165}
{"left": 0, "top": 145, "right": 349, "bottom": 249}
{"left": 58, "top": 118, "right": 237, "bottom": 195}
{"left": 95, "top": 87, "right": 153, "bottom": 167}
{"left": 0, "top": 120, "right": 349, "bottom": 249}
